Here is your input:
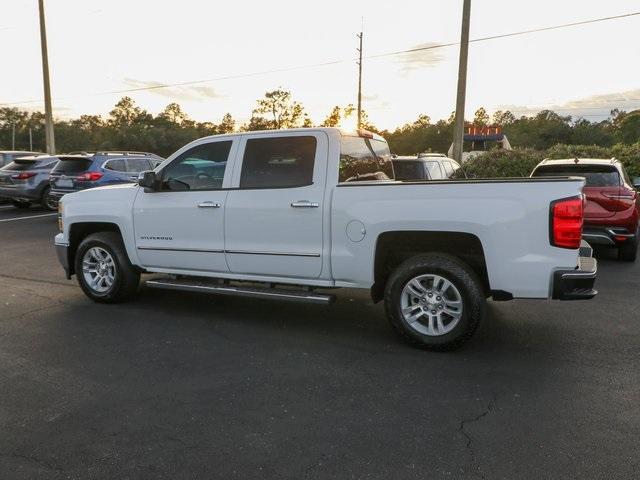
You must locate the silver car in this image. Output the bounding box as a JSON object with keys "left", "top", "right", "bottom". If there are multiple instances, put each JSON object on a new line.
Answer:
{"left": 0, "top": 155, "right": 59, "bottom": 210}
{"left": 0, "top": 150, "right": 44, "bottom": 168}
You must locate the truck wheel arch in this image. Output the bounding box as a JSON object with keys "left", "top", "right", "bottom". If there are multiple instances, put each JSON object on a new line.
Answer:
{"left": 371, "top": 231, "right": 492, "bottom": 303}
{"left": 67, "top": 222, "right": 123, "bottom": 276}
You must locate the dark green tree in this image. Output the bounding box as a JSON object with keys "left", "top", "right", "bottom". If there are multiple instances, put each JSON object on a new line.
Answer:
{"left": 473, "top": 107, "right": 490, "bottom": 126}
{"left": 614, "top": 110, "right": 640, "bottom": 144}
{"left": 492, "top": 110, "right": 516, "bottom": 126}
{"left": 251, "top": 88, "right": 308, "bottom": 129}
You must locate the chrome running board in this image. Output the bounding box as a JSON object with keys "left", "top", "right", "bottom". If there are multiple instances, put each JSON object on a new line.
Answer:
{"left": 145, "top": 277, "right": 335, "bottom": 305}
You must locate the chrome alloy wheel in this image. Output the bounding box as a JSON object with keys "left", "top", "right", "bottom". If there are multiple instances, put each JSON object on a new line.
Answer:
{"left": 82, "top": 247, "right": 116, "bottom": 293}
{"left": 400, "top": 274, "right": 463, "bottom": 336}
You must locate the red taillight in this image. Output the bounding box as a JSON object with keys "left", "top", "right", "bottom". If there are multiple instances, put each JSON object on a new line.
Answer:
{"left": 11, "top": 172, "right": 36, "bottom": 180}
{"left": 75, "top": 172, "right": 103, "bottom": 182}
{"left": 551, "top": 197, "right": 583, "bottom": 249}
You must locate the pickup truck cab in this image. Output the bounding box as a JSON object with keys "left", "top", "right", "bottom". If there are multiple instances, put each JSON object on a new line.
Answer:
{"left": 55, "top": 128, "right": 597, "bottom": 350}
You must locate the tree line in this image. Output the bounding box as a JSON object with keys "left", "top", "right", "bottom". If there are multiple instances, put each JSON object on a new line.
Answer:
{"left": 1, "top": 88, "right": 639, "bottom": 157}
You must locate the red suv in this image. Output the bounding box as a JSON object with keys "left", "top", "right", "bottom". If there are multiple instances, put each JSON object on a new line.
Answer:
{"left": 531, "top": 158, "right": 640, "bottom": 262}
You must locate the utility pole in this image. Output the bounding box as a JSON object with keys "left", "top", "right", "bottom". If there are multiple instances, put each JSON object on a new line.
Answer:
{"left": 356, "top": 30, "right": 363, "bottom": 129}
{"left": 38, "top": 0, "right": 55, "bottom": 154}
{"left": 29, "top": 127, "right": 33, "bottom": 151}
{"left": 452, "top": 0, "right": 471, "bottom": 163}
{"left": 11, "top": 124, "right": 15, "bottom": 150}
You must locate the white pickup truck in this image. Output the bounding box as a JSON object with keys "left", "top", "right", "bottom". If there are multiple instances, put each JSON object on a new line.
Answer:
{"left": 54, "top": 128, "right": 597, "bottom": 350}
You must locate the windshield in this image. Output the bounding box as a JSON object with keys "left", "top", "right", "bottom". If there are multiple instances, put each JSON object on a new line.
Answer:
{"left": 532, "top": 165, "right": 620, "bottom": 187}
{"left": 1, "top": 161, "right": 36, "bottom": 171}
{"left": 392, "top": 160, "right": 425, "bottom": 181}
{"left": 52, "top": 158, "right": 92, "bottom": 174}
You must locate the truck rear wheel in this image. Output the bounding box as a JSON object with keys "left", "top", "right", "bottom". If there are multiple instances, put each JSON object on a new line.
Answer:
{"left": 384, "top": 254, "right": 485, "bottom": 350}
{"left": 75, "top": 232, "right": 140, "bottom": 303}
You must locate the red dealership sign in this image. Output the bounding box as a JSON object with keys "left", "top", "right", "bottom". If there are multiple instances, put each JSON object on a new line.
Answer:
{"left": 465, "top": 125, "right": 502, "bottom": 136}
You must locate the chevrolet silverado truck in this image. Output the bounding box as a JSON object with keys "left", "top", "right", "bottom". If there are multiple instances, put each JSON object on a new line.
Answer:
{"left": 54, "top": 128, "right": 597, "bottom": 350}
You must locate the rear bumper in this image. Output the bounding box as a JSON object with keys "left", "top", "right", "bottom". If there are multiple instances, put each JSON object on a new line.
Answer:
{"left": 0, "top": 186, "right": 40, "bottom": 201}
{"left": 583, "top": 225, "right": 636, "bottom": 246}
{"left": 552, "top": 253, "right": 597, "bottom": 301}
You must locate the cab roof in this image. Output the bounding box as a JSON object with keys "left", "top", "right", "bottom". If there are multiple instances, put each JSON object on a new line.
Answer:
{"left": 195, "top": 127, "right": 387, "bottom": 143}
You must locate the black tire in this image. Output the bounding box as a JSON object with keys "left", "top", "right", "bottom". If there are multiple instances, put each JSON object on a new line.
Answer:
{"left": 40, "top": 186, "right": 57, "bottom": 211}
{"left": 75, "top": 231, "right": 140, "bottom": 303}
{"left": 11, "top": 199, "right": 31, "bottom": 209}
{"left": 618, "top": 239, "right": 638, "bottom": 262}
{"left": 384, "top": 253, "right": 485, "bottom": 351}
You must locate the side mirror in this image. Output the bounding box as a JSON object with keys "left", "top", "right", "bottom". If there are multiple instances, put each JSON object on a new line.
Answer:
{"left": 138, "top": 170, "right": 158, "bottom": 191}
{"left": 633, "top": 177, "right": 640, "bottom": 191}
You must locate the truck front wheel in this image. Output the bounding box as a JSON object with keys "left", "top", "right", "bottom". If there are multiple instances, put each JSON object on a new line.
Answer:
{"left": 75, "top": 232, "right": 140, "bottom": 303}
{"left": 384, "top": 254, "right": 485, "bottom": 350}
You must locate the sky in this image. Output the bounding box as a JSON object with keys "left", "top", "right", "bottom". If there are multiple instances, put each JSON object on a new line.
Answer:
{"left": 1, "top": 0, "right": 640, "bottom": 130}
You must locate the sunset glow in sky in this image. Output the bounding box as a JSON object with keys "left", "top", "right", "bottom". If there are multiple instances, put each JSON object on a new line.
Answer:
{"left": 2, "top": 0, "right": 640, "bottom": 129}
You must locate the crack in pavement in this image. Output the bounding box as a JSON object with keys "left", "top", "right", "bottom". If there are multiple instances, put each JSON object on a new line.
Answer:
{"left": 0, "top": 273, "right": 74, "bottom": 288}
{"left": 458, "top": 393, "right": 496, "bottom": 480}
{"left": 0, "top": 451, "right": 64, "bottom": 474}
{"left": 1, "top": 304, "right": 61, "bottom": 323}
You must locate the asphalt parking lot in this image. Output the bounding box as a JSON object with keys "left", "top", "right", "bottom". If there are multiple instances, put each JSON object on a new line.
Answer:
{"left": 0, "top": 204, "right": 638, "bottom": 480}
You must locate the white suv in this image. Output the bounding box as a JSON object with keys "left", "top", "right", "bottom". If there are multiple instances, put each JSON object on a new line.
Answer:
{"left": 392, "top": 154, "right": 461, "bottom": 181}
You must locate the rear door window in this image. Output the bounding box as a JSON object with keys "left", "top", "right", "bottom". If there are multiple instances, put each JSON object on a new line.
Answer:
{"left": 532, "top": 165, "right": 620, "bottom": 186}
{"left": 240, "top": 136, "right": 316, "bottom": 189}
{"left": 442, "top": 161, "right": 454, "bottom": 177}
{"left": 53, "top": 158, "right": 92, "bottom": 174}
{"left": 104, "top": 159, "right": 126, "bottom": 171}
{"left": 425, "top": 161, "right": 444, "bottom": 180}
{"left": 126, "top": 158, "right": 152, "bottom": 173}
{"left": 339, "top": 136, "right": 393, "bottom": 182}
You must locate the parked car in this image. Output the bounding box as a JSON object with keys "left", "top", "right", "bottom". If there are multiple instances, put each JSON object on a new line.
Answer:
{"left": 49, "top": 151, "right": 164, "bottom": 205}
{"left": 531, "top": 158, "right": 640, "bottom": 261}
{"left": 0, "top": 151, "right": 44, "bottom": 168}
{"left": 0, "top": 155, "right": 59, "bottom": 210}
{"left": 54, "top": 128, "right": 596, "bottom": 350}
{"left": 392, "top": 154, "right": 461, "bottom": 181}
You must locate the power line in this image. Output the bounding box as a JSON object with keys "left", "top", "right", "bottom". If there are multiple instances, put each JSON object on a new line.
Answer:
{"left": 0, "top": 59, "right": 345, "bottom": 107}
{"left": 1, "top": 10, "right": 639, "bottom": 107}
{"left": 368, "top": 11, "right": 640, "bottom": 59}
{"left": 502, "top": 99, "right": 640, "bottom": 111}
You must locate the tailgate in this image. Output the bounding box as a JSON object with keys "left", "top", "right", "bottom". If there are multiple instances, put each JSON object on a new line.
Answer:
{"left": 583, "top": 186, "right": 622, "bottom": 219}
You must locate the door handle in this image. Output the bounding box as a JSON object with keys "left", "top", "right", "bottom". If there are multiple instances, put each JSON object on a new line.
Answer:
{"left": 290, "top": 200, "right": 319, "bottom": 208}
{"left": 197, "top": 201, "right": 222, "bottom": 208}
